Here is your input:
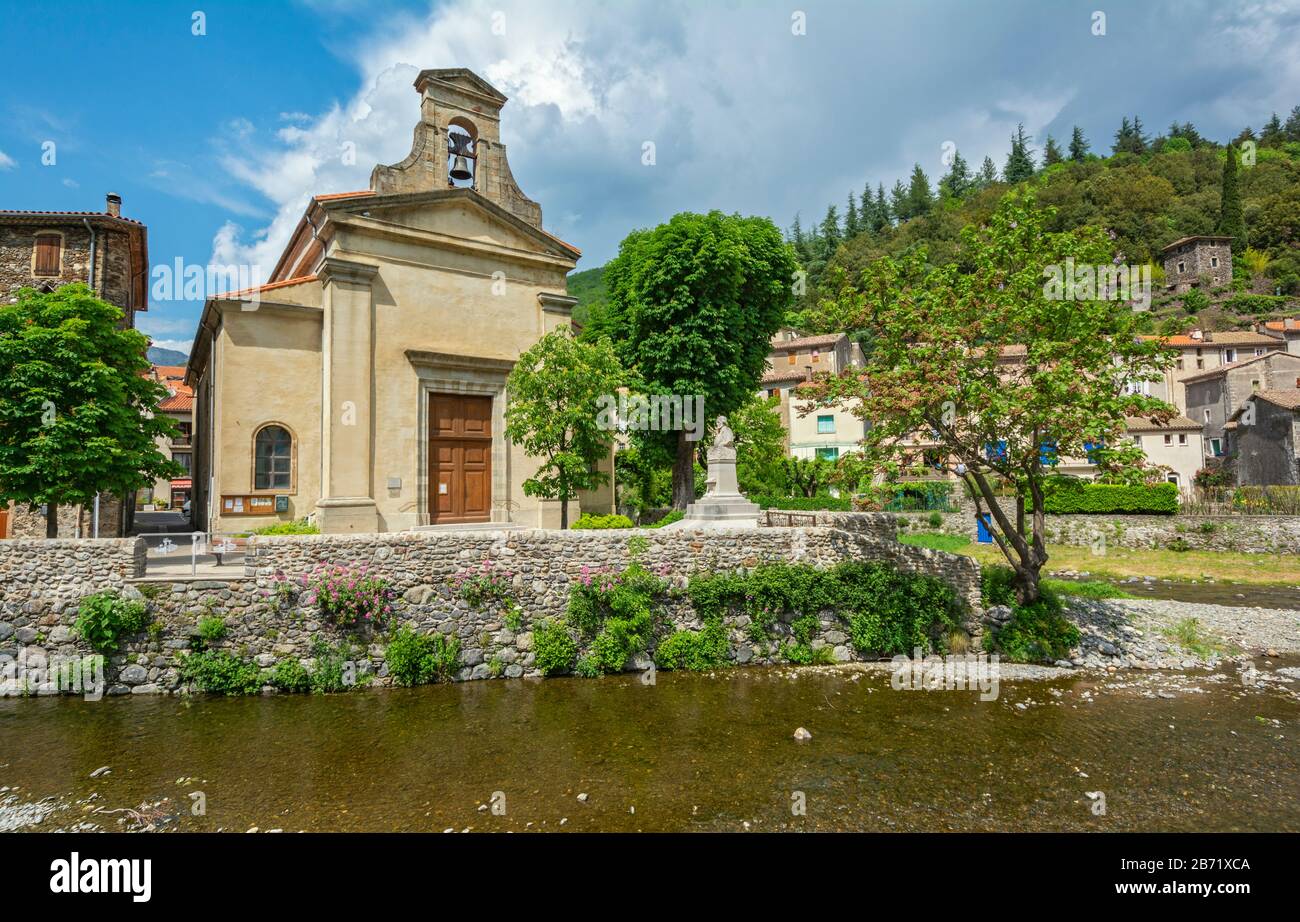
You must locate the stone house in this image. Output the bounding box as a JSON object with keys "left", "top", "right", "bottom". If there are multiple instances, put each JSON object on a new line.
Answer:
{"left": 1183, "top": 350, "right": 1300, "bottom": 462}
{"left": 186, "top": 68, "right": 612, "bottom": 535}
{"left": 1161, "top": 235, "right": 1232, "bottom": 293}
{"left": 760, "top": 330, "right": 866, "bottom": 461}
{"left": 1227, "top": 390, "right": 1300, "bottom": 485}
{"left": 1122, "top": 415, "right": 1205, "bottom": 492}
{"left": 0, "top": 194, "right": 150, "bottom": 539}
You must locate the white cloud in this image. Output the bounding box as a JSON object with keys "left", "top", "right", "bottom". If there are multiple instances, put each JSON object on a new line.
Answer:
{"left": 62, "top": 177, "right": 79, "bottom": 188}
{"left": 146, "top": 338, "right": 194, "bottom": 355}
{"left": 0, "top": 150, "right": 15, "bottom": 170}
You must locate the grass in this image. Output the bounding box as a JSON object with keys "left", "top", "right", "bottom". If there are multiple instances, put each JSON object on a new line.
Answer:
{"left": 1161, "top": 617, "right": 1228, "bottom": 659}
{"left": 946, "top": 537, "right": 1300, "bottom": 587}
{"left": 1040, "top": 578, "right": 1136, "bottom": 600}
{"left": 898, "top": 532, "right": 972, "bottom": 553}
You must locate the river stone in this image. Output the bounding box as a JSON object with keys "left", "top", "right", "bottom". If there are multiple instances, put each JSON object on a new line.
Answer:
{"left": 505, "top": 664, "right": 524, "bottom": 678}
{"left": 130, "top": 683, "right": 163, "bottom": 695}
{"left": 824, "top": 630, "right": 848, "bottom": 645}
{"left": 515, "top": 631, "right": 533, "bottom": 651}
{"left": 0, "top": 624, "right": 12, "bottom": 641}
{"left": 48, "top": 626, "right": 72, "bottom": 644}
{"left": 255, "top": 653, "right": 277, "bottom": 668}
{"left": 120, "top": 664, "right": 148, "bottom": 685}
{"left": 832, "top": 645, "right": 852, "bottom": 663}
{"left": 15, "top": 627, "right": 38, "bottom": 644}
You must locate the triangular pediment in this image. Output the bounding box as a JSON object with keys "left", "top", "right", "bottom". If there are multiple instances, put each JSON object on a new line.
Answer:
{"left": 323, "top": 188, "right": 579, "bottom": 262}
{"left": 415, "top": 68, "right": 507, "bottom": 104}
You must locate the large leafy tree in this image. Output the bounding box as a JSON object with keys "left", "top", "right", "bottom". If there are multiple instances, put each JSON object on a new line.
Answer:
{"left": 799, "top": 194, "right": 1175, "bottom": 603}
{"left": 596, "top": 211, "right": 798, "bottom": 508}
{"left": 728, "top": 392, "right": 787, "bottom": 495}
{"left": 0, "top": 284, "right": 181, "bottom": 537}
{"left": 504, "top": 327, "right": 624, "bottom": 528}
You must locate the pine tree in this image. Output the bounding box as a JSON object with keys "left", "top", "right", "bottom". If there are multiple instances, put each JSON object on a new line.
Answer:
{"left": 1285, "top": 105, "right": 1300, "bottom": 142}
{"left": 844, "top": 190, "right": 860, "bottom": 237}
{"left": 890, "top": 179, "right": 910, "bottom": 222}
{"left": 939, "top": 148, "right": 971, "bottom": 199}
{"left": 1068, "top": 125, "right": 1090, "bottom": 161}
{"left": 873, "top": 183, "right": 890, "bottom": 231}
{"left": 975, "top": 156, "right": 999, "bottom": 188}
{"left": 1131, "top": 116, "right": 1149, "bottom": 153}
{"left": 906, "top": 164, "right": 933, "bottom": 217}
{"left": 789, "top": 213, "right": 809, "bottom": 262}
{"left": 1262, "top": 112, "right": 1284, "bottom": 146}
{"left": 819, "top": 204, "right": 841, "bottom": 255}
{"left": 1112, "top": 116, "right": 1133, "bottom": 155}
{"left": 1043, "top": 134, "right": 1063, "bottom": 167}
{"left": 1216, "top": 144, "right": 1246, "bottom": 247}
{"left": 1003, "top": 123, "right": 1036, "bottom": 183}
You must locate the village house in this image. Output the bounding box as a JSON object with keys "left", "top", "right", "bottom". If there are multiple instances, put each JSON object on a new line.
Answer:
{"left": 1260, "top": 317, "right": 1300, "bottom": 354}
{"left": 1183, "top": 350, "right": 1300, "bottom": 462}
{"left": 1227, "top": 390, "right": 1300, "bottom": 485}
{"left": 1141, "top": 329, "right": 1285, "bottom": 413}
{"left": 186, "top": 68, "right": 612, "bottom": 535}
{"left": 0, "top": 194, "right": 149, "bottom": 538}
{"left": 142, "top": 365, "right": 195, "bottom": 511}
{"left": 760, "top": 330, "right": 866, "bottom": 461}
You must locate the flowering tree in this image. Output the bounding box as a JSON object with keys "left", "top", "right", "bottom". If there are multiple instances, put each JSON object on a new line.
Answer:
{"left": 799, "top": 194, "right": 1175, "bottom": 603}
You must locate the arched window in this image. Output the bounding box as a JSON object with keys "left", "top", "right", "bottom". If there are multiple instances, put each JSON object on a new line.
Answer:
{"left": 254, "top": 425, "right": 293, "bottom": 490}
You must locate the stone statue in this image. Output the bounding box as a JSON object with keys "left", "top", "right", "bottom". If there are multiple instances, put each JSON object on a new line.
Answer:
{"left": 708, "top": 415, "right": 736, "bottom": 463}
{"left": 665, "top": 414, "right": 759, "bottom": 529}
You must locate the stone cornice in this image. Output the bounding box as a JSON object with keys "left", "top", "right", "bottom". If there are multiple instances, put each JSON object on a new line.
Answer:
{"left": 405, "top": 349, "right": 516, "bottom": 375}
{"left": 538, "top": 292, "right": 578, "bottom": 314}
{"left": 318, "top": 256, "right": 379, "bottom": 287}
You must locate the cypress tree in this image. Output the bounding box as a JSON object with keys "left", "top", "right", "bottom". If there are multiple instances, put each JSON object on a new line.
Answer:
{"left": 844, "top": 190, "right": 860, "bottom": 237}
{"left": 873, "top": 183, "right": 890, "bottom": 231}
{"left": 1003, "top": 123, "right": 1035, "bottom": 183}
{"left": 1216, "top": 145, "right": 1246, "bottom": 247}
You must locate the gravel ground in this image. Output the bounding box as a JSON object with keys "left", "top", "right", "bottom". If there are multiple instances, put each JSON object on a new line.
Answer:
{"left": 1062, "top": 596, "right": 1300, "bottom": 670}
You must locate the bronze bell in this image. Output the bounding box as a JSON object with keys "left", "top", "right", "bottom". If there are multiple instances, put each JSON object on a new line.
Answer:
{"left": 449, "top": 155, "right": 473, "bottom": 181}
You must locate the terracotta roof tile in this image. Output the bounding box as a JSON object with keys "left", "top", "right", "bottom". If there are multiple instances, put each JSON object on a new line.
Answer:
{"left": 1125, "top": 414, "right": 1202, "bottom": 432}
{"left": 1180, "top": 349, "right": 1300, "bottom": 384}
{"left": 1252, "top": 389, "right": 1300, "bottom": 410}
{"left": 769, "top": 333, "right": 846, "bottom": 351}
{"left": 211, "top": 274, "right": 318, "bottom": 301}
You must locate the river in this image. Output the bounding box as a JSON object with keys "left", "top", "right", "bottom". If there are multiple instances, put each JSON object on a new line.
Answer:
{"left": 2, "top": 661, "right": 1297, "bottom": 832}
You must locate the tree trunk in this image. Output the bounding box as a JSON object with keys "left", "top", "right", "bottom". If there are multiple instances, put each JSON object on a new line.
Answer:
{"left": 672, "top": 430, "right": 695, "bottom": 509}
{"left": 1014, "top": 563, "right": 1040, "bottom": 606}
{"left": 45, "top": 503, "right": 58, "bottom": 538}
{"left": 560, "top": 497, "right": 569, "bottom": 530}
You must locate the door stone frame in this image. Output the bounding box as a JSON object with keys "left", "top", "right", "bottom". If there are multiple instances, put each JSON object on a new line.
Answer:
{"left": 406, "top": 350, "right": 513, "bottom": 525}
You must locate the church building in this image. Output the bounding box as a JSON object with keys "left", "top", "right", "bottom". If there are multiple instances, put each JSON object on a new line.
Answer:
{"left": 186, "top": 68, "right": 612, "bottom": 534}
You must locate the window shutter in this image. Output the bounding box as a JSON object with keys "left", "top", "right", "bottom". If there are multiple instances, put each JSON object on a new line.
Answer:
{"left": 34, "top": 234, "right": 61, "bottom": 276}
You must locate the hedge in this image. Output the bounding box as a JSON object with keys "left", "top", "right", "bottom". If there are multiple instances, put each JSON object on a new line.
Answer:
{"left": 1043, "top": 481, "right": 1178, "bottom": 515}
{"left": 571, "top": 513, "right": 636, "bottom": 529}
{"left": 752, "top": 494, "right": 852, "bottom": 511}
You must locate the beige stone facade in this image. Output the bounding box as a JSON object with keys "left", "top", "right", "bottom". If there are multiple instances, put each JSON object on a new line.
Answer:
{"left": 760, "top": 330, "right": 867, "bottom": 460}
{"left": 187, "top": 69, "right": 612, "bottom": 535}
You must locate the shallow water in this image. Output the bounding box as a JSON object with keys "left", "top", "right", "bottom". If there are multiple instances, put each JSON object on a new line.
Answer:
{"left": 2, "top": 664, "right": 1297, "bottom": 832}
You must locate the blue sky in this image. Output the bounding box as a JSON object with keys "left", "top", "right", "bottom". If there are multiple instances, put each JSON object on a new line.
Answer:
{"left": 2, "top": 0, "right": 1298, "bottom": 355}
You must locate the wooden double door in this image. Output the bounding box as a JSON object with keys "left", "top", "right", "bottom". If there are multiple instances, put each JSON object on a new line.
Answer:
{"left": 428, "top": 393, "right": 492, "bottom": 524}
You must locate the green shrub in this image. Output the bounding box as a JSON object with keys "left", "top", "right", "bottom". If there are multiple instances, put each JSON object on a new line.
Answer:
{"left": 1222, "top": 293, "right": 1290, "bottom": 314}
{"left": 981, "top": 566, "right": 1018, "bottom": 607}
{"left": 566, "top": 562, "right": 666, "bottom": 674}
{"left": 656, "top": 618, "right": 729, "bottom": 671}
{"left": 73, "top": 591, "right": 150, "bottom": 654}
{"left": 308, "top": 638, "right": 359, "bottom": 693}
{"left": 983, "top": 588, "right": 1080, "bottom": 663}
{"left": 1181, "top": 288, "right": 1210, "bottom": 314}
{"left": 571, "top": 513, "right": 636, "bottom": 529}
{"left": 197, "top": 615, "right": 228, "bottom": 645}
{"left": 783, "top": 641, "right": 836, "bottom": 665}
{"left": 927, "top": 511, "right": 943, "bottom": 528}
{"left": 751, "top": 494, "right": 851, "bottom": 511}
{"left": 533, "top": 618, "right": 578, "bottom": 676}
{"left": 252, "top": 519, "right": 320, "bottom": 535}
{"left": 1168, "top": 537, "right": 1191, "bottom": 552}
{"left": 270, "top": 658, "right": 311, "bottom": 693}
{"left": 644, "top": 509, "right": 684, "bottom": 528}
{"left": 180, "top": 650, "right": 264, "bottom": 696}
{"left": 1043, "top": 480, "right": 1177, "bottom": 515}
{"left": 385, "top": 626, "right": 461, "bottom": 686}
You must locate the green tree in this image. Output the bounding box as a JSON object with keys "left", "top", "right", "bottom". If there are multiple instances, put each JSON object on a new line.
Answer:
{"left": 889, "top": 179, "right": 910, "bottom": 222}
{"left": 975, "top": 156, "right": 1000, "bottom": 188}
{"left": 1216, "top": 144, "right": 1246, "bottom": 247}
{"left": 844, "top": 190, "right": 860, "bottom": 238}
{"left": 601, "top": 211, "right": 798, "bottom": 507}
{"left": 906, "top": 164, "right": 933, "bottom": 217}
{"left": 1004, "top": 123, "right": 1036, "bottom": 183}
{"left": 1068, "top": 125, "right": 1090, "bottom": 161}
{"left": 729, "top": 393, "right": 788, "bottom": 494}
{"left": 1042, "top": 134, "right": 1064, "bottom": 167}
{"left": 939, "top": 148, "right": 971, "bottom": 199}
{"left": 503, "top": 327, "right": 624, "bottom": 528}
{"left": 870, "top": 183, "right": 891, "bottom": 231}
{"left": 798, "top": 194, "right": 1174, "bottom": 603}
{"left": 0, "top": 284, "right": 181, "bottom": 537}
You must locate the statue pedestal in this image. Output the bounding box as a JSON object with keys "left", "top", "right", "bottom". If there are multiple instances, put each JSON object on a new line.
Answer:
{"left": 669, "top": 427, "right": 760, "bottom": 529}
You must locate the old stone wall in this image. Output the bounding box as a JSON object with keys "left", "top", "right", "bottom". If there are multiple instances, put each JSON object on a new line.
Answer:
{"left": 896, "top": 509, "right": 1300, "bottom": 554}
{"left": 0, "top": 526, "right": 981, "bottom": 696}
